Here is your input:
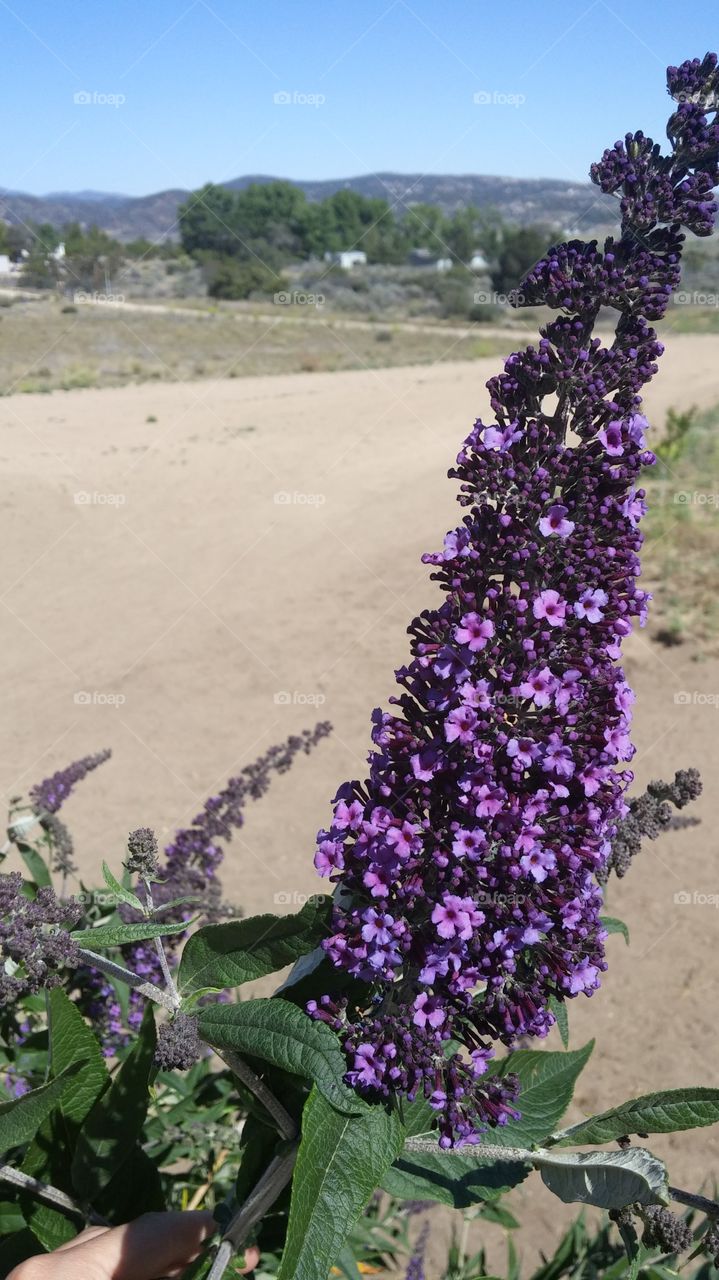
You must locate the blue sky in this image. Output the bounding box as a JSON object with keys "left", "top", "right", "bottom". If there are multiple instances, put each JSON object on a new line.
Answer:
{"left": 1, "top": 0, "right": 715, "bottom": 196}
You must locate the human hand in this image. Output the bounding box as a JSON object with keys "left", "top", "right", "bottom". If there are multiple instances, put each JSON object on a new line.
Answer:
{"left": 6, "top": 1210, "right": 258, "bottom": 1280}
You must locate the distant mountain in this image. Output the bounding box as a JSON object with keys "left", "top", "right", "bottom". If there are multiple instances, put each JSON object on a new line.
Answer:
{"left": 0, "top": 173, "right": 618, "bottom": 243}
{"left": 43, "top": 189, "right": 130, "bottom": 204}
{"left": 0, "top": 188, "right": 188, "bottom": 241}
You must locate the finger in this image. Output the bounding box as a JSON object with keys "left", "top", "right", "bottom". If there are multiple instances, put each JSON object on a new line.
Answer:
{"left": 53, "top": 1226, "right": 111, "bottom": 1253}
{"left": 239, "top": 1244, "right": 261, "bottom": 1274}
{"left": 57, "top": 1211, "right": 215, "bottom": 1279}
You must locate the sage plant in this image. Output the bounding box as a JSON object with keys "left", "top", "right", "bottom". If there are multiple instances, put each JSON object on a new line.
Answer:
{"left": 312, "top": 54, "right": 719, "bottom": 1145}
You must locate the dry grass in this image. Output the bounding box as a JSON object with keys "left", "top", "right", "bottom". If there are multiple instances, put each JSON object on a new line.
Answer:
{"left": 0, "top": 295, "right": 509, "bottom": 394}
{"left": 643, "top": 402, "right": 719, "bottom": 648}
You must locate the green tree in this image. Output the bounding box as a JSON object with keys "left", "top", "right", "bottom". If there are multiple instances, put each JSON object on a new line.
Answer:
{"left": 490, "top": 223, "right": 552, "bottom": 296}
{"left": 400, "top": 202, "right": 449, "bottom": 256}
{"left": 20, "top": 245, "right": 60, "bottom": 289}
{"left": 205, "top": 257, "right": 283, "bottom": 300}
{"left": 1, "top": 223, "right": 31, "bottom": 261}
{"left": 61, "top": 223, "right": 124, "bottom": 293}
{"left": 233, "top": 181, "right": 308, "bottom": 258}
{"left": 178, "top": 183, "right": 239, "bottom": 258}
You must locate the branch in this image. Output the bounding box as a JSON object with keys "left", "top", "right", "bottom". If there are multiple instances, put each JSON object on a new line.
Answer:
{"left": 403, "top": 1137, "right": 533, "bottom": 1162}
{"left": 76, "top": 946, "right": 177, "bottom": 1011}
{"left": 0, "top": 1163, "right": 107, "bottom": 1225}
{"left": 669, "top": 1185, "right": 719, "bottom": 1217}
{"left": 218, "top": 1048, "right": 297, "bottom": 1141}
{"left": 205, "top": 1143, "right": 298, "bottom": 1280}
{"left": 142, "top": 878, "right": 181, "bottom": 1010}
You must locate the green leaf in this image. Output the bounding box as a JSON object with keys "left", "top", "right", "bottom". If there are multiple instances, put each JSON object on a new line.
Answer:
{"left": 278, "top": 1087, "right": 405, "bottom": 1280}
{"left": 71, "top": 1004, "right": 156, "bottom": 1200}
{"left": 534, "top": 1146, "right": 668, "bottom": 1209}
{"left": 17, "top": 843, "right": 51, "bottom": 889}
{"left": 486, "top": 1041, "right": 594, "bottom": 1149}
{"left": 178, "top": 902, "right": 325, "bottom": 997}
{"left": 71, "top": 918, "right": 193, "bottom": 948}
{"left": 0, "top": 1064, "right": 83, "bottom": 1154}
{"left": 600, "top": 915, "right": 630, "bottom": 944}
{"left": 479, "top": 1203, "right": 520, "bottom": 1229}
{"left": 615, "top": 1211, "right": 642, "bottom": 1280}
{"left": 94, "top": 1145, "right": 165, "bottom": 1223}
{"left": 551, "top": 1087, "right": 719, "bottom": 1147}
{"left": 43, "top": 989, "right": 108, "bottom": 1129}
{"left": 21, "top": 991, "right": 108, "bottom": 1249}
{"left": 548, "top": 996, "right": 569, "bottom": 1048}
{"left": 382, "top": 1146, "right": 530, "bottom": 1209}
{"left": 101, "top": 861, "right": 146, "bottom": 913}
{"left": 197, "top": 998, "right": 363, "bottom": 1115}
{"left": 379, "top": 1044, "right": 592, "bottom": 1209}
{"left": 528, "top": 1214, "right": 587, "bottom": 1280}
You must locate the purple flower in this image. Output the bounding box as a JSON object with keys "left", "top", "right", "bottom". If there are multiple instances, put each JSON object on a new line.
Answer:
{"left": 454, "top": 613, "right": 495, "bottom": 652}
{"left": 598, "top": 420, "right": 626, "bottom": 455}
{"left": 574, "top": 588, "right": 609, "bottom": 622}
{"left": 518, "top": 667, "right": 558, "bottom": 708}
{"left": 0, "top": 874, "right": 81, "bottom": 1005}
{"left": 507, "top": 737, "right": 541, "bottom": 769}
{"left": 78, "top": 726, "right": 331, "bottom": 1051}
{"left": 533, "top": 589, "right": 567, "bottom": 627}
{"left": 519, "top": 847, "right": 557, "bottom": 883}
{"left": 29, "top": 749, "right": 111, "bottom": 816}
{"left": 445, "top": 705, "right": 478, "bottom": 745}
{"left": 412, "top": 992, "right": 446, "bottom": 1029}
{"left": 310, "top": 54, "right": 718, "bottom": 1147}
{"left": 539, "top": 504, "right": 575, "bottom": 538}
{"left": 431, "top": 895, "right": 482, "bottom": 941}
{"left": 543, "top": 733, "right": 575, "bottom": 779}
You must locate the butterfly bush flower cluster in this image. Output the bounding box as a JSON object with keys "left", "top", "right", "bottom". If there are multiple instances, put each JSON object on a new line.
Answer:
{"left": 21, "top": 749, "right": 112, "bottom": 877}
{"left": 601, "top": 767, "right": 701, "bottom": 880}
{"left": 0, "top": 873, "right": 81, "bottom": 1005}
{"left": 311, "top": 56, "right": 718, "bottom": 1145}
{"left": 79, "top": 724, "right": 332, "bottom": 1050}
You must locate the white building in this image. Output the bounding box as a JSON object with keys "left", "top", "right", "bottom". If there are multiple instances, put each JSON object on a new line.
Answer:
{"left": 323, "top": 249, "right": 367, "bottom": 269}
{"left": 407, "top": 248, "right": 453, "bottom": 272}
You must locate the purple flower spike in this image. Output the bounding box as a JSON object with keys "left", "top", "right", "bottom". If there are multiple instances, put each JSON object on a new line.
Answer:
{"left": 311, "top": 56, "right": 718, "bottom": 1146}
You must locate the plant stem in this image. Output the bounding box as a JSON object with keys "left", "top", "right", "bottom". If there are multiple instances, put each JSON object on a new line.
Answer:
{"left": 76, "top": 946, "right": 176, "bottom": 1011}
{"left": 204, "top": 1143, "right": 298, "bottom": 1280}
{"left": 0, "top": 1163, "right": 107, "bottom": 1225}
{"left": 186, "top": 1148, "right": 230, "bottom": 1212}
{"left": 217, "top": 1048, "right": 297, "bottom": 1141}
{"left": 143, "top": 877, "right": 181, "bottom": 1009}
{"left": 403, "top": 1138, "right": 533, "bottom": 1162}
{"left": 669, "top": 1185, "right": 719, "bottom": 1217}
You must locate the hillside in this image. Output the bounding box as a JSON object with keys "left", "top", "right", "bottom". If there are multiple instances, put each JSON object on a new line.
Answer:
{"left": 0, "top": 172, "right": 618, "bottom": 243}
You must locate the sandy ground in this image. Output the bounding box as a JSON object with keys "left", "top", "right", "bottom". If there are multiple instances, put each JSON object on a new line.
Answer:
{"left": 1, "top": 335, "right": 718, "bottom": 1272}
